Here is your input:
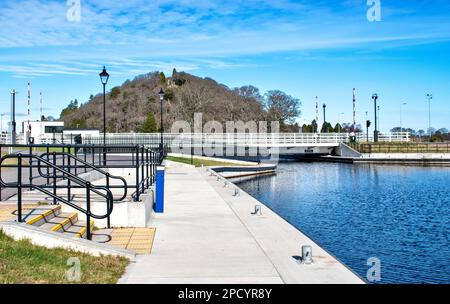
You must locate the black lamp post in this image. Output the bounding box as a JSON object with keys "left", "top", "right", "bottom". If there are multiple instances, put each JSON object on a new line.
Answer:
{"left": 10, "top": 90, "right": 17, "bottom": 145}
{"left": 159, "top": 88, "right": 165, "bottom": 158}
{"left": 372, "top": 94, "right": 379, "bottom": 142}
{"left": 426, "top": 94, "right": 433, "bottom": 141}
{"left": 322, "top": 104, "right": 327, "bottom": 133}
{"left": 99, "top": 66, "right": 109, "bottom": 166}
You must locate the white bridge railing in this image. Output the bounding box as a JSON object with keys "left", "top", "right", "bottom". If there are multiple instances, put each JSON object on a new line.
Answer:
{"left": 1, "top": 132, "right": 410, "bottom": 146}
{"left": 78, "top": 132, "right": 410, "bottom": 146}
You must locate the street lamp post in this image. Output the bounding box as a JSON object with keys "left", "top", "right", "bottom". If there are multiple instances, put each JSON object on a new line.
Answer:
{"left": 372, "top": 94, "right": 379, "bottom": 142}
{"left": 365, "top": 111, "right": 369, "bottom": 142}
{"left": 159, "top": 89, "right": 165, "bottom": 159}
{"left": 99, "top": 66, "right": 110, "bottom": 166}
{"left": 10, "top": 90, "right": 18, "bottom": 146}
{"left": 426, "top": 94, "right": 433, "bottom": 141}
{"left": 322, "top": 104, "right": 327, "bottom": 133}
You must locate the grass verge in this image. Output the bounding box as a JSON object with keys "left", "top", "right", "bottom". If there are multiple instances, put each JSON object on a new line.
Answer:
{"left": 0, "top": 230, "right": 129, "bottom": 284}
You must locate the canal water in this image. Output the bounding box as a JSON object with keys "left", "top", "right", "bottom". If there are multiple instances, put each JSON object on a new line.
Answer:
{"left": 236, "top": 162, "right": 450, "bottom": 284}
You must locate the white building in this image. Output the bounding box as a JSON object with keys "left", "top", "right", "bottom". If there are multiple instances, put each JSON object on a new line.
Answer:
{"left": 20, "top": 120, "right": 64, "bottom": 144}
{"left": 63, "top": 128, "right": 100, "bottom": 137}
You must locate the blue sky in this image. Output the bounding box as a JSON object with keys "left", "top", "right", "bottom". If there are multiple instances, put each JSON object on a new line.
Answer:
{"left": 0, "top": 0, "right": 449, "bottom": 132}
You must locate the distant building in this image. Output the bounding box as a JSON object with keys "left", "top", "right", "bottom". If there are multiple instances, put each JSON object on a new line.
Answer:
{"left": 63, "top": 128, "right": 100, "bottom": 137}
{"left": 21, "top": 121, "right": 64, "bottom": 144}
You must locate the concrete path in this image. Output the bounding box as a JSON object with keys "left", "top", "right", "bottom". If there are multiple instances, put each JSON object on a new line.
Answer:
{"left": 119, "top": 166, "right": 364, "bottom": 284}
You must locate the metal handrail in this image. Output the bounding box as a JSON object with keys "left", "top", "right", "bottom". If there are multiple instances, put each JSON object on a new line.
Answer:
{"left": 0, "top": 153, "right": 114, "bottom": 240}
{"left": 37, "top": 152, "right": 128, "bottom": 202}
{"left": 0, "top": 143, "right": 163, "bottom": 203}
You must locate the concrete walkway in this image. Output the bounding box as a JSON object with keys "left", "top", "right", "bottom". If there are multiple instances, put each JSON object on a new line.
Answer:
{"left": 119, "top": 166, "right": 364, "bottom": 284}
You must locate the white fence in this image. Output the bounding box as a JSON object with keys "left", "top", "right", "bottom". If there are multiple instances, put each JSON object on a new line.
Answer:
{"left": 0, "top": 132, "right": 410, "bottom": 146}
{"left": 82, "top": 132, "right": 410, "bottom": 146}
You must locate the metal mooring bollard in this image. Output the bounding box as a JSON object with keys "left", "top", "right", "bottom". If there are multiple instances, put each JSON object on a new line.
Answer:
{"left": 223, "top": 181, "right": 228, "bottom": 188}
{"left": 301, "top": 245, "right": 313, "bottom": 264}
{"left": 233, "top": 188, "right": 240, "bottom": 197}
{"left": 251, "top": 205, "right": 262, "bottom": 216}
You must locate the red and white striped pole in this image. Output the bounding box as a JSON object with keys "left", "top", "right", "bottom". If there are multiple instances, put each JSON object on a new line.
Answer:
{"left": 27, "top": 81, "right": 31, "bottom": 141}
{"left": 40, "top": 92, "right": 43, "bottom": 135}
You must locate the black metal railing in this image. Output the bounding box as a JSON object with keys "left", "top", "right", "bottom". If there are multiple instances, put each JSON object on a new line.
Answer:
{"left": 0, "top": 144, "right": 165, "bottom": 203}
{"left": 37, "top": 152, "right": 128, "bottom": 202}
{"left": 0, "top": 153, "right": 114, "bottom": 240}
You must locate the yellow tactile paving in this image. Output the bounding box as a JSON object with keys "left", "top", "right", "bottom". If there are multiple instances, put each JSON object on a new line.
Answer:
{"left": 109, "top": 227, "right": 156, "bottom": 255}
{"left": 0, "top": 205, "right": 17, "bottom": 221}
{"left": 0, "top": 204, "right": 44, "bottom": 222}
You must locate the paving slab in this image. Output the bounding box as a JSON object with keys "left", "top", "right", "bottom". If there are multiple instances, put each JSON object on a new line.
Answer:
{"left": 119, "top": 166, "right": 283, "bottom": 284}
{"left": 205, "top": 169, "right": 365, "bottom": 284}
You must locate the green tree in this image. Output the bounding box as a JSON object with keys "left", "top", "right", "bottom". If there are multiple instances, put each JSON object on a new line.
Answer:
{"left": 311, "top": 120, "right": 318, "bottom": 133}
{"left": 110, "top": 87, "right": 121, "bottom": 99}
{"left": 302, "top": 124, "right": 313, "bottom": 133}
{"left": 140, "top": 112, "right": 158, "bottom": 133}
{"left": 334, "top": 123, "right": 342, "bottom": 133}
{"left": 60, "top": 99, "right": 79, "bottom": 118}
{"left": 159, "top": 72, "right": 166, "bottom": 84}
{"left": 164, "top": 89, "right": 174, "bottom": 101}
{"left": 321, "top": 122, "right": 333, "bottom": 133}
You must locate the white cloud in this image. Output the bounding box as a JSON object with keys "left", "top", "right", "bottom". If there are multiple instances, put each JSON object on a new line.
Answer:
{"left": 0, "top": 0, "right": 450, "bottom": 78}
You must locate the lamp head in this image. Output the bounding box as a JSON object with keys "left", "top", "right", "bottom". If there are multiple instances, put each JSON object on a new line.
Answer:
{"left": 159, "top": 88, "right": 165, "bottom": 101}
{"left": 99, "top": 66, "right": 109, "bottom": 85}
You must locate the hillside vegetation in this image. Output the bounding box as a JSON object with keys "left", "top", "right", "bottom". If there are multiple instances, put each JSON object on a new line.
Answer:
{"left": 60, "top": 70, "right": 301, "bottom": 133}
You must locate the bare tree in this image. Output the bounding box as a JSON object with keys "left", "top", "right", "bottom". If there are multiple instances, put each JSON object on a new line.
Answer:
{"left": 264, "top": 90, "right": 301, "bottom": 124}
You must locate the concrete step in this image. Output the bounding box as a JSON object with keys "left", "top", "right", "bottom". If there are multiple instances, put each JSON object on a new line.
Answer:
{"left": 61, "top": 219, "right": 94, "bottom": 239}
{"left": 21, "top": 205, "right": 95, "bottom": 241}
{"left": 25, "top": 205, "right": 61, "bottom": 226}
{"left": 37, "top": 212, "right": 78, "bottom": 232}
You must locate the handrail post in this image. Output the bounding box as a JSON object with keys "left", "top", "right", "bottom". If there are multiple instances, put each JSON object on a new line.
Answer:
{"left": 28, "top": 146, "right": 32, "bottom": 191}
{"left": 86, "top": 182, "right": 91, "bottom": 240}
{"left": 17, "top": 154, "right": 22, "bottom": 223}
{"left": 146, "top": 148, "right": 149, "bottom": 190}
{"left": 141, "top": 146, "right": 145, "bottom": 194}
{"left": 84, "top": 146, "right": 87, "bottom": 173}
{"left": 46, "top": 146, "right": 50, "bottom": 185}
{"left": 106, "top": 173, "right": 111, "bottom": 229}
{"left": 151, "top": 151, "right": 154, "bottom": 184}
{"left": 52, "top": 152, "right": 57, "bottom": 205}
{"left": 62, "top": 146, "right": 66, "bottom": 178}
{"left": 67, "top": 148, "right": 71, "bottom": 202}
{"left": 135, "top": 146, "right": 140, "bottom": 202}
{"left": 74, "top": 146, "right": 78, "bottom": 176}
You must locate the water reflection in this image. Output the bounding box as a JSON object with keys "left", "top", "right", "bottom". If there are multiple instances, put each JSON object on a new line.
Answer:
{"left": 237, "top": 162, "right": 450, "bottom": 284}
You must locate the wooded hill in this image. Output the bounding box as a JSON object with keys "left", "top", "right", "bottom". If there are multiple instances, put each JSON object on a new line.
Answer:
{"left": 59, "top": 70, "right": 301, "bottom": 133}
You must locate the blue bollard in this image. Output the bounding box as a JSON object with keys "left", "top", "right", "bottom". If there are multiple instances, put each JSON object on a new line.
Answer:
{"left": 154, "top": 166, "right": 165, "bottom": 213}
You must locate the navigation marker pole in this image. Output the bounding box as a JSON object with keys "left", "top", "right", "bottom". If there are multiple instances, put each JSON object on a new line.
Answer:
{"left": 40, "top": 92, "right": 43, "bottom": 135}
{"left": 352, "top": 88, "right": 356, "bottom": 132}
{"left": 27, "top": 81, "right": 31, "bottom": 144}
